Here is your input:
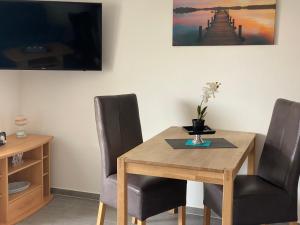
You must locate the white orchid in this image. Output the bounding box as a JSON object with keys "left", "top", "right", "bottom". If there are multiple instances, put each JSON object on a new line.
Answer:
{"left": 197, "top": 82, "right": 221, "bottom": 120}
{"left": 203, "top": 82, "right": 220, "bottom": 98}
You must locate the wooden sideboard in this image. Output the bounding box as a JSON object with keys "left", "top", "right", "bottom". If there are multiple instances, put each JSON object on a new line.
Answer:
{"left": 0, "top": 134, "right": 53, "bottom": 225}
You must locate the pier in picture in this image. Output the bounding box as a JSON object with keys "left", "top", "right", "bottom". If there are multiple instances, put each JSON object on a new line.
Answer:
{"left": 173, "top": 0, "right": 276, "bottom": 46}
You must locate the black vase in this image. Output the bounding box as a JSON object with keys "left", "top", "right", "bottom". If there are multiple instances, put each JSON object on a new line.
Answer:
{"left": 0, "top": 131, "right": 6, "bottom": 146}
{"left": 192, "top": 119, "right": 205, "bottom": 132}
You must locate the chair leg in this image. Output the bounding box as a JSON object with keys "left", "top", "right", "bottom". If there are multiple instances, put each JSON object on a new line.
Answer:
{"left": 131, "top": 217, "right": 138, "bottom": 224}
{"left": 289, "top": 222, "right": 298, "bottom": 225}
{"left": 169, "top": 208, "right": 179, "bottom": 214}
{"left": 203, "top": 205, "right": 211, "bottom": 225}
{"left": 178, "top": 206, "right": 186, "bottom": 225}
{"left": 96, "top": 202, "right": 106, "bottom": 225}
{"left": 137, "top": 220, "right": 146, "bottom": 225}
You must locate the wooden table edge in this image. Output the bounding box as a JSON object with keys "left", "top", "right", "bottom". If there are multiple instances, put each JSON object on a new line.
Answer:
{"left": 123, "top": 157, "right": 226, "bottom": 174}
{"left": 124, "top": 160, "right": 224, "bottom": 185}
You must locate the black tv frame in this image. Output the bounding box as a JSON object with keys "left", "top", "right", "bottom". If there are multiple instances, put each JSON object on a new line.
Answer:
{"left": 0, "top": 0, "right": 102, "bottom": 71}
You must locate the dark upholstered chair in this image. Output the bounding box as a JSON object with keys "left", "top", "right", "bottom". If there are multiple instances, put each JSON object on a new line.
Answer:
{"left": 203, "top": 99, "right": 300, "bottom": 225}
{"left": 94, "top": 94, "right": 187, "bottom": 225}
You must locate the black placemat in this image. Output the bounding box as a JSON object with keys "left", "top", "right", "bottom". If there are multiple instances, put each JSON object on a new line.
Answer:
{"left": 165, "top": 138, "right": 237, "bottom": 149}
{"left": 183, "top": 126, "right": 216, "bottom": 135}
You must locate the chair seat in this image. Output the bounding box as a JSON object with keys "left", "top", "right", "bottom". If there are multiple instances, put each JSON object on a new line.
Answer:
{"left": 204, "top": 175, "right": 295, "bottom": 225}
{"left": 101, "top": 174, "right": 186, "bottom": 220}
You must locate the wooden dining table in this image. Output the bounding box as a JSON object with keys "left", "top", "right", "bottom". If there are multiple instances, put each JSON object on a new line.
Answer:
{"left": 117, "top": 126, "right": 256, "bottom": 225}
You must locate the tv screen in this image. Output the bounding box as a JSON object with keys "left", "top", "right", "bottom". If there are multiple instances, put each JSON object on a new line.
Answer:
{"left": 0, "top": 1, "right": 102, "bottom": 71}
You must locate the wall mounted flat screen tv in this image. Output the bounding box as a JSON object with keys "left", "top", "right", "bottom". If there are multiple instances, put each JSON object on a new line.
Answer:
{"left": 0, "top": 1, "right": 102, "bottom": 71}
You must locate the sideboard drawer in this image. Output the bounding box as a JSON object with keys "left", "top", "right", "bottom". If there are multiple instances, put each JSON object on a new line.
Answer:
{"left": 8, "top": 186, "right": 43, "bottom": 221}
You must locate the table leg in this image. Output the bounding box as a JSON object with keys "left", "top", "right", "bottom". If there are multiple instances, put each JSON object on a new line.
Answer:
{"left": 222, "top": 170, "right": 234, "bottom": 225}
{"left": 117, "top": 157, "right": 127, "bottom": 225}
{"left": 178, "top": 206, "right": 186, "bottom": 225}
{"left": 203, "top": 205, "right": 211, "bottom": 225}
{"left": 247, "top": 142, "right": 256, "bottom": 175}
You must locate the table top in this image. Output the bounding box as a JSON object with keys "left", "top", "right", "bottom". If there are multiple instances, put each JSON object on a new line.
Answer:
{"left": 122, "top": 127, "right": 255, "bottom": 173}
{"left": 0, "top": 134, "right": 53, "bottom": 159}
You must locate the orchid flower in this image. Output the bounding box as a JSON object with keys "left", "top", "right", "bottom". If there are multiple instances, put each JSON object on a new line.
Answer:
{"left": 197, "top": 82, "right": 221, "bottom": 120}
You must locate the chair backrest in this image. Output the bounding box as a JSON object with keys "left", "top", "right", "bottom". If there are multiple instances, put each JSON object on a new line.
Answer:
{"left": 94, "top": 94, "right": 143, "bottom": 177}
{"left": 258, "top": 99, "right": 300, "bottom": 195}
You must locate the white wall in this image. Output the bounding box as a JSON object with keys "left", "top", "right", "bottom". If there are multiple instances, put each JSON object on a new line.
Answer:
{"left": 0, "top": 71, "right": 20, "bottom": 134}
{"left": 19, "top": 0, "right": 300, "bottom": 211}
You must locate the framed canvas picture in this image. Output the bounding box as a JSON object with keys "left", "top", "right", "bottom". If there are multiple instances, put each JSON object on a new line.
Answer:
{"left": 173, "top": 0, "right": 276, "bottom": 46}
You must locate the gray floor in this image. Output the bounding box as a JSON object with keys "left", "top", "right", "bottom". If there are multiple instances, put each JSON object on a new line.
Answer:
{"left": 18, "top": 195, "right": 287, "bottom": 225}
{"left": 17, "top": 195, "right": 220, "bottom": 225}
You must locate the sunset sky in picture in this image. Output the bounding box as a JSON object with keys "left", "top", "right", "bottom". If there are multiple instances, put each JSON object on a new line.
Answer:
{"left": 174, "top": 0, "right": 276, "bottom": 8}
{"left": 173, "top": 0, "right": 276, "bottom": 45}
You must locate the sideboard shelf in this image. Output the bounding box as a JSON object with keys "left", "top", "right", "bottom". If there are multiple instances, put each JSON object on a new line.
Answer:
{"left": 0, "top": 134, "right": 53, "bottom": 225}
{"left": 8, "top": 159, "right": 42, "bottom": 176}
{"left": 9, "top": 184, "right": 42, "bottom": 203}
